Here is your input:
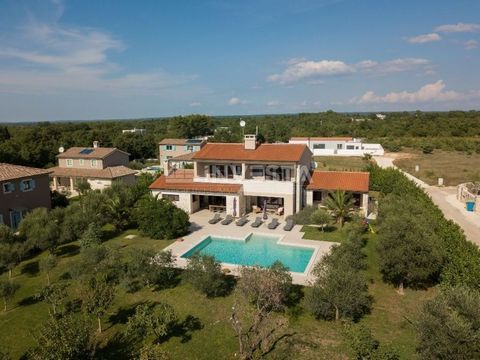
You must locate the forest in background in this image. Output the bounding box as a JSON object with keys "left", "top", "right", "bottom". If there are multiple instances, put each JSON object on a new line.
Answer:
{"left": 1, "top": 110, "right": 480, "bottom": 168}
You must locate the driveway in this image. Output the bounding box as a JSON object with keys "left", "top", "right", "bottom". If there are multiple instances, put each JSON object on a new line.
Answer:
{"left": 374, "top": 156, "right": 480, "bottom": 246}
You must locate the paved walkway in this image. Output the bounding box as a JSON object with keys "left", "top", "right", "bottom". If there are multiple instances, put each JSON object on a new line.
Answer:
{"left": 165, "top": 210, "right": 336, "bottom": 285}
{"left": 374, "top": 156, "right": 480, "bottom": 246}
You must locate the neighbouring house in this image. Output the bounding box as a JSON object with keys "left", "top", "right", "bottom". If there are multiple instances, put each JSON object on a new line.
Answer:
{"left": 289, "top": 137, "right": 384, "bottom": 156}
{"left": 49, "top": 141, "right": 137, "bottom": 196}
{"left": 158, "top": 138, "right": 206, "bottom": 170}
{"left": 122, "top": 128, "right": 146, "bottom": 135}
{"left": 0, "top": 163, "right": 52, "bottom": 228}
{"left": 149, "top": 135, "right": 370, "bottom": 217}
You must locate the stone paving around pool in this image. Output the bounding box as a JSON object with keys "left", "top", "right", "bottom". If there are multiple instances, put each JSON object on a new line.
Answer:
{"left": 164, "top": 210, "right": 337, "bottom": 285}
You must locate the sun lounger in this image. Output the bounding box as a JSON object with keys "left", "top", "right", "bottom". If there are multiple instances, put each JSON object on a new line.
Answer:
{"left": 267, "top": 218, "right": 279, "bottom": 229}
{"left": 208, "top": 213, "right": 221, "bottom": 224}
{"left": 251, "top": 217, "right": 263, "bottom": 228}
{"left": 283, "top": 218, "right": 294, "bottom": 231}
{"left": 221, "top": 215, "right": 233, "bottom": 225}
{"left": 235, "top": 216, "right": 248, "bottom": 226}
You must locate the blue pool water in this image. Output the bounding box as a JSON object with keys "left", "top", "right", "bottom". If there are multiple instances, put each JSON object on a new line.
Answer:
{"left": 181, "top": 233, "right": 314, "bottom": 273}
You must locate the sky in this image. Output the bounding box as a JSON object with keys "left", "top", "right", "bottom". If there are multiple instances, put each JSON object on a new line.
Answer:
{"left": 0, "top": 0, "right": 480, "bottom": 122}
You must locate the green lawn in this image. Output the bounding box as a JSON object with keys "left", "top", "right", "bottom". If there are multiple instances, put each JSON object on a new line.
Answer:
{"left": 394, "top": 150, "right": 480, "bottom": 186}
{"left": 0, "top": 228, "right": 433, "bottom": 359}
{"left": 315, "top": 156, "right": 371, "bottom": 172}
{"left": 301, "top": 225, "right": 347, "bottom": 243}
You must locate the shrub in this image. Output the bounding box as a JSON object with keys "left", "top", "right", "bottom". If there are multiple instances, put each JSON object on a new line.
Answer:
{"left": 290, "top": 206, "right": 317, "bottom": 225}
{"left": 79, "top": 223, "right": 103, "bottom": 249}
{"left": 184, "top": 254, "right": 228, "bottom": 297}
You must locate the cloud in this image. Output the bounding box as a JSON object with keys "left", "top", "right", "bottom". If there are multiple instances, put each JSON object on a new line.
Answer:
{"left": 352, "top": 80, "right": 462, "bottom": 104}
{"left": 407, "top": 33, "right": 441, "bottom": 44}
{"left": 269, "top": 57, "right": 430, "bottom": 84}
{"left": 267, "top": 100, "right": 280, "bottom": 107}
{"left": 0, "top": 22, "right": 195, "bottom": 95}
{"left": 464, "top": 39, "right": 478, "bottom": 50}
{"left": 189, "top": 101, "right": 202, "bottom": 107}
{"left": 268, "top": 59, "right": 355, "bottom": 84}
{"left": 228, "top": 97, "right": 247, "bottom": 105}
{"left": 435, "top": 22, "right": 480, "bottom": 33}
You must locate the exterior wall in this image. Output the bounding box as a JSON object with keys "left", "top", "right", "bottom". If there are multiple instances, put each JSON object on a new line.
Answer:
{"left": 58, "top": 157, "right": 104, "bottom": 169}
{"left": 0, "top": 174, "right": 51, "bottom": 228}
{"left": 151, "top": 190, "right": 193, "bottom": 213}
{"left": 159, "top": 143, "right": 203, "bottom": 169}
{"left": 103, "top": 151, "right": 130, "bottom": 167}
{"left": 289, "top": 139, "right": 384, "bottom": 156}
{"left": 305, "top": 189, "right": 369, "bottom": 217}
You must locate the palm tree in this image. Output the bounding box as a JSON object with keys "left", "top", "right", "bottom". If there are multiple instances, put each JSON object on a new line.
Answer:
{"left": 324, "top": 190, "right": 356, "bottom": 227}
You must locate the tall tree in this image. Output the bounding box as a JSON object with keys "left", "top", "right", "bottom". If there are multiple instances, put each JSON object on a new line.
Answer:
{"left": 39, "top": 254, "right": 58, "bottom": 286}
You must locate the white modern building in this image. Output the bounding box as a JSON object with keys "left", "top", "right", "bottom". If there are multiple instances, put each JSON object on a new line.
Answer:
{"left": 122, "top": 128, "right": 146, "bottom": 135}
{"left": 150, "top": 135, "right": 370, "bottom": 217}
{"left": 289, "top": 137, "right": 384, "bottom": 156}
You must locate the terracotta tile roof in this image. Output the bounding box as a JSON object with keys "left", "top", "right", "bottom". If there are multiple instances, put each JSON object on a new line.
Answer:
{"left": 0, "top": 163, "right": 52, "bottom": 181}
{"left": 168, "top": 152, "right": 196, "bottom": 161}
{"left": 48, "top": 166, "right": 137, "bottom": 179}
{"left": 57, "top": 147, "right": 129, "bottom": 159}
{"left": 290, "top": 136, "right": 354, "bottom": 141}
{"left": 149, "top": 169, "right": 241, "bottom": 194}
{"left": 306, "top": 171, "right": 369, "bottom": 192}
{"left": 159, "top": 138, "right": 206, "bottom": 145}
{"left": 192, "top": 143, "right": 310, "bottom": 162}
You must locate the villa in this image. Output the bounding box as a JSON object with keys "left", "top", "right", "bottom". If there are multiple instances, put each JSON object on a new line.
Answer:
{"left": 49, "top": 141, "right": 137, "bottom": 196}
{"left": 0, "top": 163, "right": 52, "bottom": 228}
{"left": 289, "top": 136, "right": 384, "bottom": 156}
{"left": 158, "top": 138, "right": 206, "bottom": 170}
{"left": 150, "top": 135, "right": 370, "bottom": 217}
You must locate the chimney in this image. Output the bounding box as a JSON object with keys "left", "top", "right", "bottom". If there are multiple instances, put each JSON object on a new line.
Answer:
{"left": 93, "top": 141, "right": 99, "bottom": 148}
{"left": 244, "top": 134, "right": 257, "bottom": 150}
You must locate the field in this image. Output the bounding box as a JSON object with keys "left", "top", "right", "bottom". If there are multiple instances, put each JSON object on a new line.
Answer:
{"left": 315, "top": 156, "right": 371, "bottom": 171}
{"left": 0, "top": 228, "right": 435, "bottom": 359}
{"left": 394, "top": 150, "right": 480, "bottom": 186}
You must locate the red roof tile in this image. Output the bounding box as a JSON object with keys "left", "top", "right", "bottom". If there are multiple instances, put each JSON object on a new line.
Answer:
{"left": 0, "top": 163, "right": 51, "bottom": 181}
{"left": 149, "top": 169, "right": 241, "bottom": 194}
{"left": 192, "top": 143, "right": 310, "bottom": 162}
{"left": 49, "top": 166, "right": 137, "bottom": 179}
{"left": 306, "top": 171, "right": 369, "bottom": 192}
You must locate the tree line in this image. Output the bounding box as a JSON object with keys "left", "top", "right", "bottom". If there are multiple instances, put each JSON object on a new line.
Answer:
{"left": 2, "top": 111, "right": 480, "bottom": 168}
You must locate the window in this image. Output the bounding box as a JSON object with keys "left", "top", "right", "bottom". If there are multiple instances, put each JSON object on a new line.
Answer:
{"left": 66, "top": 159, "right": 73, "bottom": 167}
{"left": 79, "top": 159, "right": 84, "bottom": 166}
{"left": 0, "top": 214, "right": 3, "bottom": 224}
{"left": 186, "top": 145, "right": 194, "bottom": 151}
{"left": 2, "top": 182, "right": 14, "bottom": 194}
{"left": 346, "top": 145, "right": 355, "bottom": 150}
{"left": 313, "top": 143, "right": 326, "bottom": 149}
{"left": 337, "top": 144, "right": 343, "bottom": 150}
{"left": 165, "top": 145, "right": 173, "bottom": 151}
{"left": 235, "top": 165, "right": 242, "bottom": 176}
{"left": 163, "top": 194, "right": 179, "bottom": 201}
{"left": 91, "top": 159, "right": 97, "bottom": 167}
{"left": 251, "top": 166, "right": 264, "bottom": 177}
{"left": 21, "top": 179, "right": 35, "bottom": 192}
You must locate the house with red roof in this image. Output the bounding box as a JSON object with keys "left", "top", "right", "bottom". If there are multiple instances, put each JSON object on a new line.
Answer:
{"left": 150, "top": 135, "right": 370, "bottom": 217}
{"left": 0, "top": 163, "right": 52, "bottom": 228}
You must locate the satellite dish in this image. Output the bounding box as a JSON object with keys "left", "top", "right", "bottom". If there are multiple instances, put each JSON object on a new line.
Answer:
{"left": 240, "top": 120, "right": 246, "bottom": 127}
{"left": 58, "top": 146, "right": 65, "bottom": 153}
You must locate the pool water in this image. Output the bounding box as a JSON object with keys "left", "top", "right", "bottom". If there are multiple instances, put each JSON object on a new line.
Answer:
{"left": 181, "top": 233, "right": 315, "bottom": 273}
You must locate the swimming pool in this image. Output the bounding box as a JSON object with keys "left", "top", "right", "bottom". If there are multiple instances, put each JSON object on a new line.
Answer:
{"left": 181, "top": 233, "right": 315, "bottom": 273}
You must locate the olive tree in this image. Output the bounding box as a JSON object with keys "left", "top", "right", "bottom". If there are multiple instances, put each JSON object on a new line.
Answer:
{"left": 39, "top": 254, "right": 58, "bottom": 285}
{"left": 0, "top": 280, "right": 20, "bottom": 312}
{"left": 183, "top": 254, "right": 227, "bottom": 297}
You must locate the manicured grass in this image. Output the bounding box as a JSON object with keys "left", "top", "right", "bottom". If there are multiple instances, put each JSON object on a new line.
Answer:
{"left": 301, "top": 225, "right": 346, "bottom": 243}
{"left": 394, "top": 150, "right": 480, "bottom": 186}
{"left": 0, "top": 227, "right": 432, "bottom": 359}
{"left": 315, "top": 156, "right": 371, "bottom": 172}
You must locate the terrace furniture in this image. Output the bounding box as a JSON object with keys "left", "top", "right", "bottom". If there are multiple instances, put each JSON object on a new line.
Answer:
{"left": 267, "top": 218, "right": 279, "bottom": 229}
{"left": 208, "top": 213, "right": 222, "bottom": 224}
{"left": 276, "top": 207, "right": 284, "bottom": 216}
{"left": 235, "top": 216, "right": 248, "bottom": 226}
{"left": 221, "top": 215, "right": 234, "bottom": 225}
{"left": 252, "top": 205, "right": 262, "bottom": 213}
{"left": 251, "top": 217, "right": 263, "bottom": 228}
{"left": 283, "top": 218, "right": 294, "bottom": 231}
{"left": 209, "top": 204, "right": 226, "bottom": 212}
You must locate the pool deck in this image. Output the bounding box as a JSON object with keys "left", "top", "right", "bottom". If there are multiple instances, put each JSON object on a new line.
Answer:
{"left": 164, "top": 210, "right": 337, "bottom": 285}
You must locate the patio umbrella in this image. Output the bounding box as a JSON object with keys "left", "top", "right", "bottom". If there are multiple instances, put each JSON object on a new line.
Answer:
{"left": 233, "top": 197, "right": 237, "bottom": 217}
{"left": 263, "top": 199, "right": 268, "bottom": 220}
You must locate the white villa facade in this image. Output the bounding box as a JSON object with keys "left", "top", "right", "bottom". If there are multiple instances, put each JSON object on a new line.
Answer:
{"left": 150, "top": 136, "right": 370, "bottom": 217}
{"left": 289, "top": 137, "right": 384, "bottom": 156}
